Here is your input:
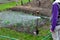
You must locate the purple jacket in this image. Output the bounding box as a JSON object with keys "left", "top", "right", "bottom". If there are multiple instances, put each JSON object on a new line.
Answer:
{"left": 51, "top": 2, "right": 59, "bottom": 31}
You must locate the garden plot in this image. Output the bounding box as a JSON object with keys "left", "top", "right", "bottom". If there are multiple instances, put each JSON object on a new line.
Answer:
{"left": 0, "top": 11, "right": 44, "bottom": 34}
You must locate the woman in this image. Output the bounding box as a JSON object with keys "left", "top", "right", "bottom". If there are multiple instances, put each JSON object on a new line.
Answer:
{"left": 50, "top": 0, "right": 60, "bottom": 40}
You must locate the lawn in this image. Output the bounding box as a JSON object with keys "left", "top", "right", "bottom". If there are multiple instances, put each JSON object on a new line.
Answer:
{"left": 0, "top": 2, "right": 16, "bottom": 11}
{"left": 0, "top": 26, "right": 51, "bottom": 40}
{"left": 0, "top": 0, "right": 32, "bottom": 11}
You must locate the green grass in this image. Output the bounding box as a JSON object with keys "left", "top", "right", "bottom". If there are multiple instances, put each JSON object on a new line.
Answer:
{"left": 0, "top": 2, "right": 17, "bottom": 11}
{"left": 0, "top": 25, "right": 52, "bottom": 40}
{"left": 0, "top": 28, "right": 40, "bottom": 40}
{"left": 0, "top": 0, "right": 32, "bottom": 11}
{"left": 22, "top": 0, "right": 29, "bottom": 4}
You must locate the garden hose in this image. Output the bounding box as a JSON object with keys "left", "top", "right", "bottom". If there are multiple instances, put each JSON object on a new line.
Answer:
{"left": 0, "top": 35, "right": 19, "bottom": 40}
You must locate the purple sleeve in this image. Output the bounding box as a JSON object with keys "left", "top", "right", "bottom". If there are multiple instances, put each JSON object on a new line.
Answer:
{"left": 51, "top": 3, "right": 58, "bottom": 31}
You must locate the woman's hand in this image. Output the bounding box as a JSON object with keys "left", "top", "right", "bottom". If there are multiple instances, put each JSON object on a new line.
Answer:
{"left": 50, "top": 29, "right": 55, "bottom": 33}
